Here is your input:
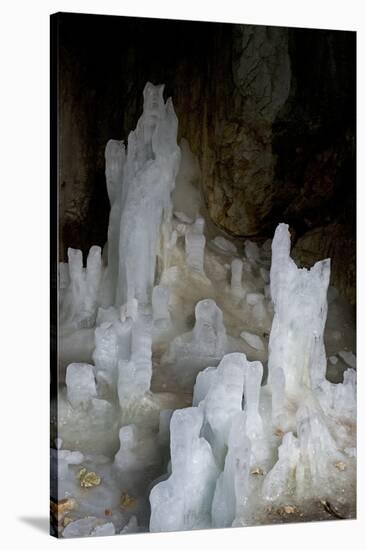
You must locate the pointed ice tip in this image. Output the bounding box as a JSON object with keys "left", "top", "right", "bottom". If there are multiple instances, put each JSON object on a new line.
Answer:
{"left": 312, "top": 257, "right": 331, "bottom": 280}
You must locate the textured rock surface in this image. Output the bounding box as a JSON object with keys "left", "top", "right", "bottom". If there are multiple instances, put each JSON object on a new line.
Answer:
{"left": 56, "top": 14, "right": 355, "bottom": 303}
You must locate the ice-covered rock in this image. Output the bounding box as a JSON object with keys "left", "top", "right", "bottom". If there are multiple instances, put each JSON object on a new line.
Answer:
{"left": 118, "top": 313, "right": 152, "bottom": 406}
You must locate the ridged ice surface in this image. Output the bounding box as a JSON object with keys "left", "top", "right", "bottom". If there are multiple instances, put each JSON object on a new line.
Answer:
{"left": 53, "top": 83, "right": 356, "bottom": 538}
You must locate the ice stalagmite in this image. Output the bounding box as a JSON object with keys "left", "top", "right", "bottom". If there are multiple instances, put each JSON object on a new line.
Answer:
{"left": 262, "top": 222, "right": 356, "bottom": 506}
{"left": 60, "top": 246, "right": 102, "bottom": 328}
{"left": 162, "top": 299, "right": 228, "bottom": 388}
{"left": 149, "top": 408, "right": 219, "bottom": 532}
{"left": 115, "top": 83, "right": 181, "bottom": 306}
{"left": 211, "top": 413, "right": 251, "bottom": 527}
{"left": 185, "top": 217, "right": 206, "bottom": 273}
{"left": 268, "top": 223, "right": 330, "bottom": 410}
{"left": 152, "top": 285, "right": 171, "bottom": 329}
{"left": 231, "top": 258, "right": 244, "bottom": 299}
{"left": 199, "top": 353, "right": 247, "bottom": 467}
{"left": 66, "top": 363, "right": 97, "bottom": 409}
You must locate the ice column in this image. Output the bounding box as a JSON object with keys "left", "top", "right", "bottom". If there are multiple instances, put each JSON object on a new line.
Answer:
{"left": 152, "top": 285, "right": 171, "bottom": 329}
{"left": 231, "top": 258, "right": 244, "bottom": 299}
{"left": 103, "top": 139, "right": 126, "bottom": 305}
{"left": 66, "top": 363, "right": 97, "bottom": 409}
{"left": 242, "top": 360, "right": 263, "bottom": 439}
{"left": 162, "top": 299, "right": 228, "bottom": 388}
{"left": 295, "top": 403, "right": 343, "bottom": 497}
{"left": 192, "top": 299, "right": 227, "bottom": 357}
{"left": 200, "top": 353, "right": 246, "bottom": 467}
{"left": 185, "top": 217, "right": 206, "bottom": 273}
{"left": 268, "top": 223, "right": 330, "bottom": 402}
{"left": 149, "top": 408, "right": 219, "bottom": 532}
{"left": 211, "top": 413, "right": 251, "bottom": 527}
{"left": 115, "top": 83, "right": 181, "bottom": 306}
{"left": 93, "top": 314, "right": 132, "bottom": 393}
{"left": 60, "top": 246, "right": 102, "bottom": 328}
{"left": 117, "top": 314, "right": 153, "bottom": 406}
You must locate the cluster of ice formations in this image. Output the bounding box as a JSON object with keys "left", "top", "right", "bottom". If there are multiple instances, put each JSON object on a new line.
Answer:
{"left": 54, "top": 83, "right": 356, "bottom": 538}
{"left": 150, "top": 225, "right": 356, "bottom": 531}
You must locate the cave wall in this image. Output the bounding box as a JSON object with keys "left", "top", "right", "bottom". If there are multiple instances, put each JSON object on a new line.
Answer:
{"left": 56, "top": 13, "right": 356, "bottom": 303}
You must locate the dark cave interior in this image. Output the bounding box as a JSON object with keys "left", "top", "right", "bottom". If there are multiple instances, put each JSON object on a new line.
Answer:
{"left": 54, "top": 12, "right": 356, "bottom": 304}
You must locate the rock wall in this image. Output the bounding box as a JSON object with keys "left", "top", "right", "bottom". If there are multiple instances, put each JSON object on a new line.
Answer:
{"left": 56, "top": 14, "right": 355, "bottom": 303}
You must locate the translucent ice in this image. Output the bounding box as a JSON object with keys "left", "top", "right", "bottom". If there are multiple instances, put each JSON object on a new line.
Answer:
{"left": 268, "top": 223, "right": 330, "bottom": 400}
{"left": 152, "top": 285, "right": 171, "bottom": 329}
{"left": 118, "top": 84, "right": 180, "bottom": 305}
{"left": 118, "top": 312, "right": 153, "bottom": 406}
{"left": 162, "top": 299, "right": 227, "bottom": 388}
{"left": 240, "top": 331, "right": 264, "bottom": 351}
{"left": 60, "top": 246, "right": 102, "bottom": 328}
{"left": 262, "top": 432, "right": 300, "bottom": 501}
{"left": 66, "top": 363, "right": 97, "bottom": 409}
{"left": 211, "top": 413, "right": 251, "bottom": 527}
{"left": 149, "top": 408, "right": 219, "bottom": 532}
{"left": 200, "top": 353, "right": 247, "bottom": 466}
{"left": 231, "top": 258, "right": 244, "bottom": 299}
{"left": 185, "top": 217, "right": 206, "bottom": 273}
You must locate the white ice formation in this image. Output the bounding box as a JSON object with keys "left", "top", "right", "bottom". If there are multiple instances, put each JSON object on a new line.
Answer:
{"left": 185, "top": 217, "right": 206, "bottom": 274}
{"left": 161, "top": 298, "right": 228, "bottom": 388}
{"left": 55, "top": 84, "right": 356, "bottom": 538}
{"left": 150, "top": 224, "right": 356, "bottom": 530}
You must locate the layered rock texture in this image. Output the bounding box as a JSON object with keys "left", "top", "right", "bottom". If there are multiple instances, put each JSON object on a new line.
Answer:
{"left": 56, "top": 14, "right": 355, "bottom": 303}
